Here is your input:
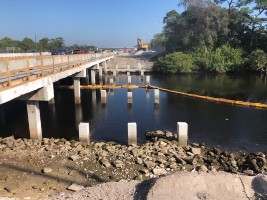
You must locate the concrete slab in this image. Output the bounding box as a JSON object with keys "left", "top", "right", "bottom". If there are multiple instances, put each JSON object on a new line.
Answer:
{"left": 147, "top": 172, "right": 256, "bottom": 200}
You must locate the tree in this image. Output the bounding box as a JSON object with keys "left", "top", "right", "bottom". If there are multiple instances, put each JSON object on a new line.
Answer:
{"left": 163, "top": 3, "right": 229, "bottom": 52}
{"left": 38, "top": 37, "right": 50, "bottom": 51}
{"left": 19, "top": 38, "right": 35, "bottom": 52}
{"left": 150, "top": 33, "right": 167, "bottom": 51}
{"left": 49, "top": 37, "right": 65, "bottom": 50}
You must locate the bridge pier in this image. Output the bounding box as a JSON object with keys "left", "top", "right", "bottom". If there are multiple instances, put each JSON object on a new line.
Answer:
{"left": 20, "top": 83, "right": 54, "bottom": 140}
{"left": 128, "top": 76, "right": 131, "bottom": 84}
{"left": 104, "top": 61, "right": 107, "bottom": 73}
{"left": 91, "top": 70, "right": 96, "bottom": 85}
{"left": 27, "top": 101, "right": 42, "bottom": 140}
{"left": 73, "top": 78, "right": 81, "bottom": 104}
{"left": 73, "top": 69, "right": 86, "bottom": 104}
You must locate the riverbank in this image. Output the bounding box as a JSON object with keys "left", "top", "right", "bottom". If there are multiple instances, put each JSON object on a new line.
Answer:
{"left": 0, "top": 132, "right": 266, "bottom": 199}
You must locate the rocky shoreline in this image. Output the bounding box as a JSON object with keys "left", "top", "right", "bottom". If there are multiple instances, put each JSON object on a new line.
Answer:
{"left": 0, "top": 131, "right": 266, "bottom": 199}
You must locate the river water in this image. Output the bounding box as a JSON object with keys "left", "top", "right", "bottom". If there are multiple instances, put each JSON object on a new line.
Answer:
{"left": 0, "top": 73, "right": 267, "bottom": 152}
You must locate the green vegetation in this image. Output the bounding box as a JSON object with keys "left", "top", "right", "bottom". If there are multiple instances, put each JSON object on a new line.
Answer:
{"left": 152, "top": 0, "right": 267, "bottom": 74}
{"left": 153, "top": 52, "right": 196, "bottom": 73}
{"left": 0, "top": 37, "right": 96, "bottom": 53}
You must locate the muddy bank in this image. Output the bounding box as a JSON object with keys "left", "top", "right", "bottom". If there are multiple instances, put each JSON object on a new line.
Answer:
{"left": 0, "top": 132, "right": 266, "bottom": 199}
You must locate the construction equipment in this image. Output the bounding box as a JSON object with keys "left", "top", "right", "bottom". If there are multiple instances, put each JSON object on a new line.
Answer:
{"left": 137, "top": 37, "right": 148, "bottom": 51}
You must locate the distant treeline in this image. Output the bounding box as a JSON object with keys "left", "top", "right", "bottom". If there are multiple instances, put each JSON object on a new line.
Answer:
{"left": 0, "top": 37, "right": 97, "bottom": 53}
{"left": 151, "top": 0, "right": 267, "bottom": 74}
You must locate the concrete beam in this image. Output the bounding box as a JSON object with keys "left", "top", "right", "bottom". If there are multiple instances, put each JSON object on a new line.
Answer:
{"left": 92, "top": 63, "right": 100, "bottom": 70}
{"left": 19, "top": 83, "right": 54, "bottom": 101}
{"left": 27, "top": 101, "right": 42, "bottom": 140}
{"left": 73, "top": 69, "right": 86, "bottom": 78}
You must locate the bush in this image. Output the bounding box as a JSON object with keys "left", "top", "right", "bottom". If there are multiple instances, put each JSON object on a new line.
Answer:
{"left": 249, "top": 49, "right": 267, "bottom": 73}
{"left": 210, "top": 44, "right": 244, "bottom": 73}
{"left": 192, "top": 44, "right": 244, "bottom": 73}
{"left": 153, "top": 52, "right": 196, "bottom": 73}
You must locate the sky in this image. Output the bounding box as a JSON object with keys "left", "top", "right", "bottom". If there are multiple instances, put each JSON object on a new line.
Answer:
{"left": 0, "top": 0, "right": 181, "bottom": 48}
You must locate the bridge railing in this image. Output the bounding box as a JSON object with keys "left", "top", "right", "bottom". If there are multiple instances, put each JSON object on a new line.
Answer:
{"left": 0, "top": 52, "right": 112, "bottom": 88}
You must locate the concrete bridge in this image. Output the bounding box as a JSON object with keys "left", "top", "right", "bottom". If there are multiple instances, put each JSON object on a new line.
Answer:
{"left": 0, "top": 52, "right": 113, "bottom": 140}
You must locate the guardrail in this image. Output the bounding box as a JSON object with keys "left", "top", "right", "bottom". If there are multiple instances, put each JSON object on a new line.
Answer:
{"left": 0, "top": 52, "right": 113, "bottom": 88}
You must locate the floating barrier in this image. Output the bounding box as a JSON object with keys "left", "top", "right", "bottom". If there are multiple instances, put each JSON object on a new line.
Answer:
{"left": 149, "top": 85, "right": 267, "bottom": 109}
{"left": 57, "top": 84, "right": 267, "bottom": 109}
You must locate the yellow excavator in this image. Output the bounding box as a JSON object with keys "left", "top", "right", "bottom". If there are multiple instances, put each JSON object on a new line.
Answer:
{"left": 137, "top": 37, "right": 148, "bottom": 51}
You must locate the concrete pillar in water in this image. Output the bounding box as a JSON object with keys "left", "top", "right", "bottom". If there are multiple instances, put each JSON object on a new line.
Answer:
{"left": 104, "top": 61, "right": 107, "bottom": 72}
{"left": 127, "top": 76, "right": 131, "bottom": 84}
{"left": 27, "top": 101, "right": 42, "bottom": 140}
{"left": 73, "top": 77, "right": 81, "bottom": 104}
{"left": 113, "top": 70, "right": 116, "bottom": 78}
{"left": 128, "top": 122, "right": 137, "bottom": 145}
{"left": 110, "top": 78, "right": 114, "bottom": 85}
{"left": 91, "top": 70, "right": 96, "bottom": 85}
{"left": 79, "top": 123, "right": 90, "bottom": 145}
{"left": 154, "top": 89, "right": 159, "bottom": 104}
{"left": 99, "top": 67, "right": 103, "bottom": 77}
{"left": 99, "top": 68, "right": 103, "bottom": 85}
{"left": 177, "top": 122, "right": 188, "bottom": 146}
{"left": 146, "top": 76, "right": 150, "bottom": 84}
{"left": 127, "top": 71, "right": 130, "bottom": 76}
{"left": 101, "top": 90, "right": 107, "bottom": 104}
{"left": 141, "top": 70, "right": 144, "bottom": 76}
{"left": 128, "top": 91, "right": 133, "bottom": 104}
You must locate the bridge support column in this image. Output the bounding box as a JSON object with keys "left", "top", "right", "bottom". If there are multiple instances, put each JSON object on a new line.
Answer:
{"left": 146, "top": 76, "right": 150, "bottom": 84}
{"left": 91, "top": 70, "right": 96, "bottom": 85}
{"left": 72, "top": 69, "right": 86, "bottom": 104}
{"left": 27, "top": 101, "right": 42, "bottom": 140}
{"left": 99, "top": 67, "right": 103, "bottom": 77}
{"left": 101, "top": 90, "right": 107, "bottom": 104}
{"left": 73, "top": 78, "right": 81, "bottom": 104}
{"left": 128, "top": 122, "right": 137, "bottom": 145}
{"left": 104, "top": 61, "right": 107, "bottom": 72}
{"left": 177, "top": 122, "right": 188, "bottom": 146}
{"left": 127, "top": 71, "right": 130, "bottom": 76}
{"left": 113, "top": 70, "right": 116, "bottom": 78}
{"left": 79, "top": 123, "right": 90, "bottom": 145}
{"left": 19, "top": 83, "right": 54, "bottom": 141}
{"left": 141, "top": 70, "right": 144, "bottom": 76}
{"left": 128, "top": 76, "right": 131, "bottom": 84}
{"left": 110, "top": 78, "right": 114, "bottom": 85}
